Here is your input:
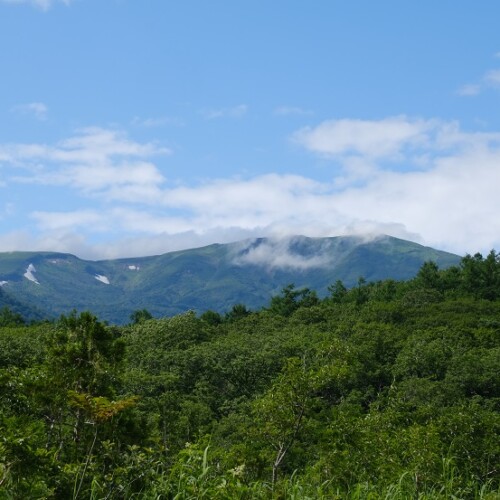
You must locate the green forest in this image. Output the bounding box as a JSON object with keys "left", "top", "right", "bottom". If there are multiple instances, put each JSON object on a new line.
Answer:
{"left": 1, "top": 251, "right": 499, "bottom": 499}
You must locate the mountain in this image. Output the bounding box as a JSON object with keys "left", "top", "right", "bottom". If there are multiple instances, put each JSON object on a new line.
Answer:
{"left": 0, "top": 286, "right": 47, "bottom": 323}
{"left": 0, "top": 235, "right": 461, "bottom": 324}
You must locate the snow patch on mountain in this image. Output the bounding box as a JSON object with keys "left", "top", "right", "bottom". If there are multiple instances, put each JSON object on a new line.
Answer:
{"left": 128, "top": 265, "right": 140, "bottom": 271}
{"left": 95, "top": 274, "right": 110, "bottom": 285}
{"left": 24, "top": 264, "right": 40, "bottom": 284}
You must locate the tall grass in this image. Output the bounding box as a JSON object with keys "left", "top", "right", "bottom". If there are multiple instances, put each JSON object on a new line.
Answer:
{"left": 137, "top": 448, "right": 500, "bottom": 500}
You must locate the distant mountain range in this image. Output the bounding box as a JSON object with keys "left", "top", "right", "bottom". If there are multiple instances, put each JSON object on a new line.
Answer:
{"left": 0, "top": 235, "right": 461, "bottom": 324}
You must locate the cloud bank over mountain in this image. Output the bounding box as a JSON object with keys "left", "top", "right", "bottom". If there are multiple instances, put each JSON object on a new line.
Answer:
{"left": 0, "top": 116, "right": 499, "bottom": 259}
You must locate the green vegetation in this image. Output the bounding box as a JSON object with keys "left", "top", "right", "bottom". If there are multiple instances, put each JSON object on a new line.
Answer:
{"left": 1, "top": 251, "right": 499, "bottom": 498}
{"left": 0, "top": 235, "right": 460, "bottom": 323}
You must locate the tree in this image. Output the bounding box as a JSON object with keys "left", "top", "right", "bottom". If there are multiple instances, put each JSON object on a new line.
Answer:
{"left": 200, "top": 309, "right": 223, "bottom": 326}
{"left": 353, "top": 276, "right": 369, "bottom": 305}
{"left": 49, "top": 311, "right": 125, "bottom": 397}
{"left": 40, "top": 312, "right": 130, "bottom": 486}
{"left": 269, "top": 284, "right": 319, "bottom": 317}
{"left": 225, "top": 304, "right": 250, "bottom": 322}
{"left": 416, "top": 261, "right": 441, "bottom": 291}
{"left": 328, "top": 280, "right": 347, "bottom": 304}
{"left": 0, "top": 307, "right": 24, "bottom": 327}
{"left": 252, "top": 358, "right": 316, "bottom": 485}
{"left": 480, "top": 250, "right": 500, "bottom": 300}
{"left": 130, "top": 308, "right": 153, "bottom": 324}
{"left": 460, "top": 250, "right": 500, "bottom": 300}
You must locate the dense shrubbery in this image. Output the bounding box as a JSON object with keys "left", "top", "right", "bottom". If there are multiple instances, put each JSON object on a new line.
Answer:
{"left": 1, "top": 252, "right": 500, "bottom": 498}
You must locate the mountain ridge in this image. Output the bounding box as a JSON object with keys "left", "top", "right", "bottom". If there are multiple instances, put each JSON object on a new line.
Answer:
{"left": 0, "top": 234, "right": 461, "bottom": 323}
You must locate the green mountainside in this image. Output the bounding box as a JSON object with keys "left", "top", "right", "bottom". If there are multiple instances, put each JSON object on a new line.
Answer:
{"left": 0, "top": 284, "right": 46, "bottom": 322}
{"left": 0, "top": 235, "right": 460, "bottom": 323}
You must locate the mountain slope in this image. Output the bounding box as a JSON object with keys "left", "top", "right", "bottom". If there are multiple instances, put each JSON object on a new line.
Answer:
{"left": 0, "top": 235, "right": 461, "bottom": 323}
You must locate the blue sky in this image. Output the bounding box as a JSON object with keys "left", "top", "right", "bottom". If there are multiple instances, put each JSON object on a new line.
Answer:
{"left": 1, "top": 0, "right": 500, "bottom": 259}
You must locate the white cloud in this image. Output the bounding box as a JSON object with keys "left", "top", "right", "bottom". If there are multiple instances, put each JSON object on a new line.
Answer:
{"left": 201, "top": 104, "right": 248, "bottom": 120}
{"left": 1, "top": 118, "right": 500, "bottom": 260}
{"left": 0, "top": 0, "right": 72, "bottom": 10}
{"left": 457, "top": 64, "right": 500, "bottom": 96}
{"left": 31, "top": 210, "right": 107, "bottom": 231}
{"left": 162, "top": 174, "right": 323, "bottom": 216}
{"left": 232, "top": 236, "right": 333, "bottom": 270}
{"left": 39, "top": 160, "right": 166, "bottom": 194}
{"left": 456, "top": 84, "right": 481, "bottom": 96}
{"left": 293, "top": 116, "right": 436, "bottom": 160}
{"left": 11, "top": 102, "right": 48, "bottom": 120}
{"left": 2, "top": 127, "right": 169, "bottom": 195}
{"left": 295, "top": 116, "right": 500, "bottom": 171}
{"left": 0, "top": 229, "right": 96, "bottom": 258}
{"left": 20, "top": 135, "right": 500, "bottom": 259}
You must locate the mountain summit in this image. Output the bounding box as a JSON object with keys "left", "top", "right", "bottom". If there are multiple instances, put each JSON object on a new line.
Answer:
{"left": 0, "top": 235, "right": 460, "bottom": 323}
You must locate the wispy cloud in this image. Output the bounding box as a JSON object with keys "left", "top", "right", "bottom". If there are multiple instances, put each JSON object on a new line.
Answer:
{"left": 0, "top": 0, "right": 72, "bottom": 10}
{"left": 457, "top": 54, "right": 500, "bottom": 96}
{"left": 232, "top": 236, "right": 333, "bottom": 270}
{"left": 1, "top": 127, "right": 170, "bottom": 196}
{"left": 11, "top": 102, "right": 48, "bottom": 120}
{"left": 31, "top": 209, "right": 106, "bottom": 231}
{"left": 273, "top": 106, "right": 313, "bottom": 117}
{"left": 131, "top": 116, "right": 185, "bottom": 128}
{"left": 456, "top": 84, "right": 481, "bottom": 96}
{"left": 201, "top": 104, "right": 248, "bottom": 120}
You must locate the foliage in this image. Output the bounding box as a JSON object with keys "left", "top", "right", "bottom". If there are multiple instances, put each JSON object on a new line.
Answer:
{"left": 0, "top": 306, "right": 24, "bottom": 327}
{"left": 1, "top": 253, "right": 500, "bottom": 497}
{"left": 129, "top": 308, "right": 153, "bottom": 325}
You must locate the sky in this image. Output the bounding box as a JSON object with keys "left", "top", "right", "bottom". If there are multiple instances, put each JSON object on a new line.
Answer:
{"left": 1, "top": 0, "right": 500, "bottom": 259}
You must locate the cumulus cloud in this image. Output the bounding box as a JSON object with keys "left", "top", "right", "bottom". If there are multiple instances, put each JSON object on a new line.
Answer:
{"left": 294, "top": 116, "right": 500, "bottom": 174}
{"left": 293, "top": 116, "right": 436, "bottom": 160}
{"left": 1, "top": 0, "right": 72, "bottom": 10}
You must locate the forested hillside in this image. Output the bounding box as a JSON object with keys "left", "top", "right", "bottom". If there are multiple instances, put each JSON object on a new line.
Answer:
{"left": 1, "top": 251, "right": 499, "bottom": 498}
{"left": 0, "top": 235, "right": 460, "bottom": 323}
